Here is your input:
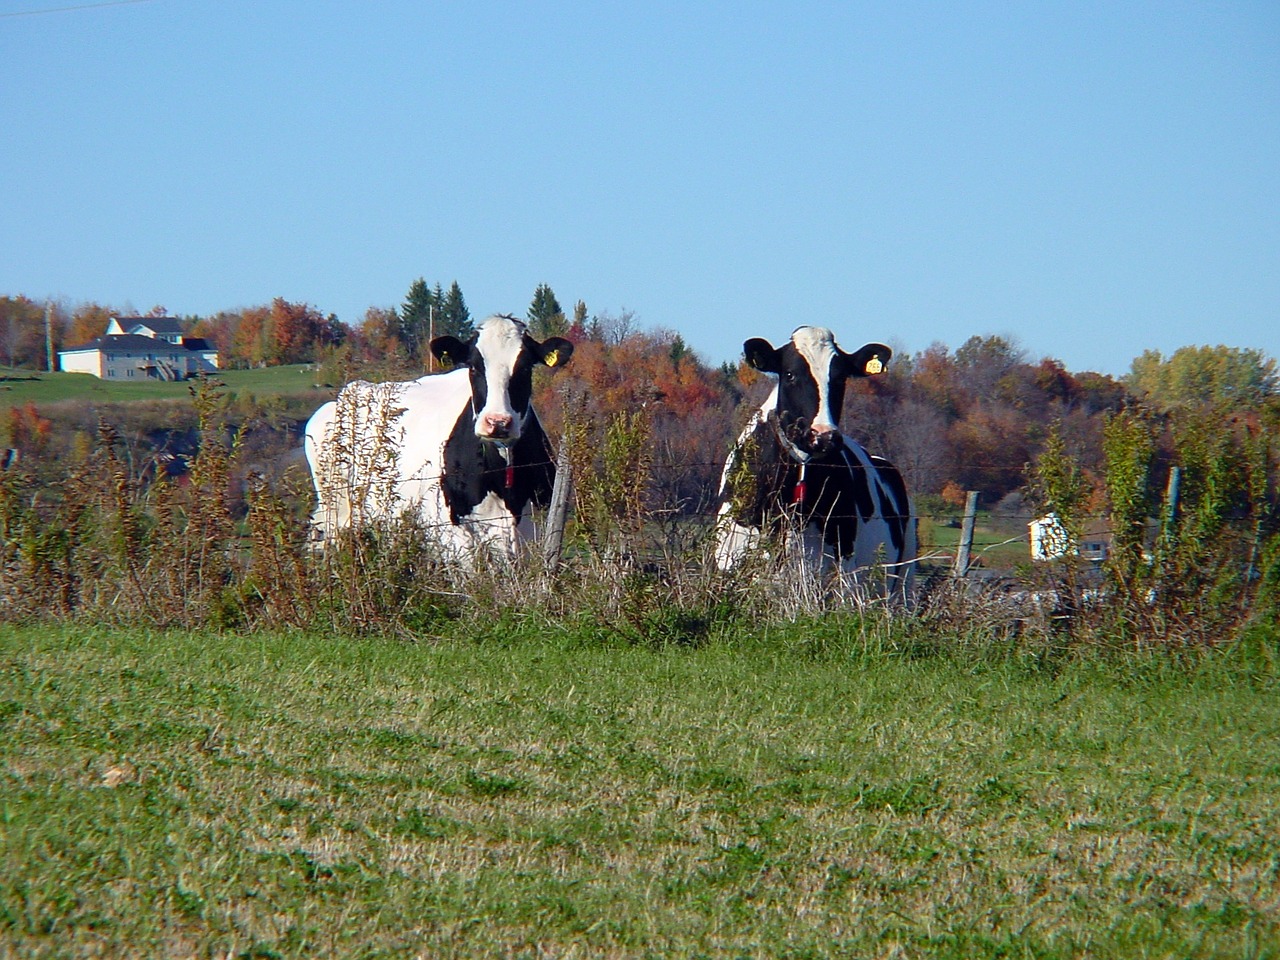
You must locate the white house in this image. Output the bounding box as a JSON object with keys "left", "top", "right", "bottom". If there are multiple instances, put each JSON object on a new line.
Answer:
{"left": 58, "top": 316, "right": 219, "bottom": 381}
{"left": 1029, "top": 512, "right": 1110, "bottom": 562}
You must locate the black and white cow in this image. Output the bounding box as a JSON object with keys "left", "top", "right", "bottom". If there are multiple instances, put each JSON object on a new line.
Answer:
{"left": 304, "top": 314, "right": 573, "bottom": 560}
{"left": 714, "top": 326, "right": 915, "bottom": 598}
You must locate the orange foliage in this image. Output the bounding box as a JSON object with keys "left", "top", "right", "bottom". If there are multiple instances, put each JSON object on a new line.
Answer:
{"left": 532, "top": 329, "right": 738, "bottom": 515}
{"left": 940, "top": 480, "right": 969, "bottom": 508}
{"left": 539, "top": 332, "right": 725, "bottom": 425}
{"left": 948, "top": 404, "right": 1032, "bottom": 494}
{"left": 5, "top": 402, "right": 52, "bottom": 457}
{"left": 233, "top": 306, "right": 271, "bottom": 366}
{"left": 223, "top": 298, "right": 339, "bottom": 367}
{"left": 910, "top": 343, "right": 963, "bottom": 415}
{"left": 67, "top": 303, "right": 115, "bottom": 346}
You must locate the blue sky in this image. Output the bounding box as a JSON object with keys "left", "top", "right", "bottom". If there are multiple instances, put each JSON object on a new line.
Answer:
{"left": 2, "top": 1, "right": 1277, "bottom": 376}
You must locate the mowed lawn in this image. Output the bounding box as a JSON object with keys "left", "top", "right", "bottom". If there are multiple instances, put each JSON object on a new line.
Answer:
{"left": 0, "top": 365, "right": 328, "bottom": 408}
{"left": 1, "top": 623, "right": 1277, "bottom": 959}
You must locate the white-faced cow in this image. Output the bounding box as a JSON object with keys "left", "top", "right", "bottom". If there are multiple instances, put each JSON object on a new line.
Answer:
{"left": 303, "top": 314, "right": 573, "bottom": 560}
{"left": 714, "top": 326, "right": 915, "bottom": 599}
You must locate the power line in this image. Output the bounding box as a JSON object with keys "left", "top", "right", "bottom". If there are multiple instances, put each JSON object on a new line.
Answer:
{"left": 0, "top": 0, "right": 155, "bottom": 18}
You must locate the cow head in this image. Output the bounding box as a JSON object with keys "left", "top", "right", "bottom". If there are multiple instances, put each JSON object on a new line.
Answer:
{"left": 744, "top": 326, "right": 890, "bottom": 458}
{"left": 431, "top": 315, "right": 573, "bottom": 442}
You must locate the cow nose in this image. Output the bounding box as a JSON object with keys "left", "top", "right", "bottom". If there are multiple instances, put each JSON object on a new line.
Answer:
{"left": 480, "top": 413, "right": 514, "bottom": 438}
{"left": 809, "top": 424, "right": 839, "bottom": 451}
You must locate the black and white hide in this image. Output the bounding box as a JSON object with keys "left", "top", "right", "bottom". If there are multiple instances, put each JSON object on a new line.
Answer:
{"left": 714, "top": 325, "right": 916, "bottom": 598}
{"left": 303, "top": 314, "right": 573, "bottom": 560}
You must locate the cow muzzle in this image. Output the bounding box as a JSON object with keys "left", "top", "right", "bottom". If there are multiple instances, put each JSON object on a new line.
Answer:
{"left": 478, "top": 413, "right": 518, "bottom": 441}
{"left": 807, "top": 424, "right": 840, "bottom": 456}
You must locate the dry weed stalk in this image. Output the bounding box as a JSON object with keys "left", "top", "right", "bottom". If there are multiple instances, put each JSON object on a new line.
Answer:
{"left": 243, "top": 468, "right": 312, "bottom": 629}
{"left": 312, "top": 380, "right": 407, "bottom": 538}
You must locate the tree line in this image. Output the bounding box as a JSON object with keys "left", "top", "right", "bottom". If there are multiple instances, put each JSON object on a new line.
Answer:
{"left": 0, "top": 279, "right": 581, "bottom": 375}
{"left": 2, "top": 282, "right": 1278, "bottom": 517}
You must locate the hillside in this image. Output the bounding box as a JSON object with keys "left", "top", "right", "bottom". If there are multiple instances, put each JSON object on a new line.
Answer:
{"left": 0, "top": 365, "right": 331, "bottom": 410}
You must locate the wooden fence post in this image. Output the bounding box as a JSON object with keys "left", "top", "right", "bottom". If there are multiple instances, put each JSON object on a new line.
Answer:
{"left": 952, "top": 491, "right": 979, "bottom": 578}
{"left": 542, "top": 432, "right": 572, "bottom": 567}
{"left": 1161, "top": 466, "right": 1181, "bottom": 545}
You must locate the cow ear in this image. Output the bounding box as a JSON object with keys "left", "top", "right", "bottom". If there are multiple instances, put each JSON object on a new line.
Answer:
{"left": 431, "top": 336, "right": 471, "bottom": 368}
{"left": 743, "top": 338, "right": 780, "bottom": 373}
{"left": 842, "top": 343, "right": 892, "bottom": 377}
{"left": 534, "top": 337, "right": 574, "bottom": 369}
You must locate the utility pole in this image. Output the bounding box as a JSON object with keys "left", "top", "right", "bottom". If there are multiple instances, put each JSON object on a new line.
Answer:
{"left": 44, "top": 301, "right": 54, "bottom": 372}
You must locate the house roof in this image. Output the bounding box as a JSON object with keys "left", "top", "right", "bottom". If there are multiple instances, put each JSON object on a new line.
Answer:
{"left": 116, "top": 316, "right": 186, "bottom": 336}
{"left": 59, "top": 333, "right": 212, "bottom": 355}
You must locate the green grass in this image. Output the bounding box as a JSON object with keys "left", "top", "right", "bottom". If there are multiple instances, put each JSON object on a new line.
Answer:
{"left": 1, "top": 622, "right": 1278, "bottom": 958}
{"left": 922, "top": 514, "right": 1032, "bottom": 570}
{"left": 0, "top": 365, "right": 329, "bottom": 409}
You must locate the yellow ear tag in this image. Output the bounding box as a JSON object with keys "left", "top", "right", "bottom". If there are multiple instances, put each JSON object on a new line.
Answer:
{"left": 865, "top": 355, "right": 884, "bottom": 375}
{"left": 544, "top": 349, "right": 560, "bottom": 368}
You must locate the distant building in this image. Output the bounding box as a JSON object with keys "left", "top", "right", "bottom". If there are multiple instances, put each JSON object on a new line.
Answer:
{"left": 1028, "top": 512, "right": 1111, "bottom": 562}
{"left": 1029, "top": 513, "right": 1071, "bottom": 561}
{"left": 58, "top": 316, "right": 220, "bottom": 381}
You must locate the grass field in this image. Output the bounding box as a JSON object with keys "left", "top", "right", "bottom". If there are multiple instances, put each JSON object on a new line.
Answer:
{"left": 2, "top": 621, "right": 1277, "bottom": 959}
{"left": 920, "top": 517, "right": 1032, "bottom": 572}
{"left": 0, "top": 365, "right": 328, "bottom": 409}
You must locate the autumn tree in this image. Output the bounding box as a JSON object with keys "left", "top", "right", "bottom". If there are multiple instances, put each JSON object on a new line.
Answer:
{"left": 844, "top": 363, "right": 949, "bottom": 497}
{"left": 267, "top": 299, "right": 344, "bottom": 365}
{"left": 266, "top": 299, "right": 313, "bottom": 365}
{"left": 0, "top": 296, "right": 51, "bottom": 370}
{"left": 1073, "top": 371, "right": 1129, "bottom": 416}
{"left": 66, "top": 302, "right": 116, "bottom": 347}
{"left": 2, "top": 402, "right": 52, "bottom": 457}
{"left": 325, "top": 306, "right": 419, "bottom": 381}
{"left": 906, "top": 342, "right": 963, "bottom": 418}
{"left": 994, "top": 358, "right": 1078, "bottom": 411}
{"left": 541, "top": 325, "right": 735, "bottom": 516}
{"left": 947, "top": 403, "right": 1032, "bottom": 498}
{"left": 232, "top": 306, "right": 271, "bottom": 367}
{"left": 1127, "top": 345, "right": 1278, "bottom": 410}
{"left": 353, "top": 307, "right": 400, "bottom": 359}
{"left": 190, "top": 311, "right": 241, "bottom": 363}
{"left": 954, "top": 334, "right": 1027, "bottom": 408}
{"left": 566, "top": 300, "right": 589, "bottom": 341}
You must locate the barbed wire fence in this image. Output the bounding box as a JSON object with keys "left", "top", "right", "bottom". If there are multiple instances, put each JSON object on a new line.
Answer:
{"left": 299, "top": 439, "right": 1206, "bottom": 589}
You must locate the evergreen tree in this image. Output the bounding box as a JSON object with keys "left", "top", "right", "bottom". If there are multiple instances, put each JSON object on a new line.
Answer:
{"left": 527, "top": 283, "right": 566, "bottom": 339}
{"left": 439, "top": 281, "right": 473, "bottom": 340}
{"left": 399, "top": 278, "right": 439, "bottom": 360}
{"left": 669, "top": 334, "right": 690, "bottom": 365}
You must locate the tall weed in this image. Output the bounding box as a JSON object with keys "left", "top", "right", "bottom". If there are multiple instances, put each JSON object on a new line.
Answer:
{"left": 0, "top": 378, "right": 1275, "bottom": 651}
